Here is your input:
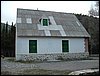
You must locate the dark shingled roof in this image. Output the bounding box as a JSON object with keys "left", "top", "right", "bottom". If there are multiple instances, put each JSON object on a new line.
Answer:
{"left": 16, "top": 8, "right": 90, "bottom": 37}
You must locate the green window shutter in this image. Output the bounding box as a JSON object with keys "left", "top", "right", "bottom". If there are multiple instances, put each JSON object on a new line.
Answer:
{"left": 62, "top": 40, "right": 69, "bottom": 52}
{"left": 43, "top": 19, "right": 48, "bottom": 26}
{"left": 29, "top": 40, "right": 37, "bottom": 53}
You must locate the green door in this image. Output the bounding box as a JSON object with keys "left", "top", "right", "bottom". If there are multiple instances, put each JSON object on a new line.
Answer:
{"left": 62, "top": 40, "right": 69, "bottom": 52}
{"left": 29, "top": 40, "right": 37, "bottom": 53}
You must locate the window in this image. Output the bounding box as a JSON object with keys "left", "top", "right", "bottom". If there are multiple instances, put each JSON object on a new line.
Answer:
{"left": 26, "top": 18, "right": 32, "bottom": 23}
{"left": 17, "top": 18, "right": 21, "bottom": 23}
{"left": 29, "top": 40, "right": 37, "bottom": 53}
{"left": 62, "top": 40, "right": 69, "bottom": 52}
{"left": 43, "top": 19, "right": 48, "bottom": 26}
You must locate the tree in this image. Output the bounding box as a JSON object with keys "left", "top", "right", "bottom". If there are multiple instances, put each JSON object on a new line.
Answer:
{"left": 75, "top": 14, "right": 99, "bottom": 54}
{"left": 6, "top": 21, "right": 8, "bottom": 33}
{"left": 5, "top": 21, "right": 10, "bottom": 56}
{"left": 10, "top": 22, "right": 16, "bottom": 56}
{"left": 1, "top": 22, "right": 16, "bottom": 57}
{"left": 89, "top": 1, "right": 99, "bottom": 16}
{"left": 1, "top": 23, "right": 6, "bottom": 55}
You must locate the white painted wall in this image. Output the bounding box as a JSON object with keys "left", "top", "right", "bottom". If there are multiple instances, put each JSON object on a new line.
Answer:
{"left": 16, "top": 37, "right": 85, "bottom": 55}
{"left": 17, "top": 38, "right": 29, "bottom": 54}
{"left": 69, "top": 38, "right": 85, "bottom": 53}
{"left": 38, "top": 38, "right": 61, "bottom": 54}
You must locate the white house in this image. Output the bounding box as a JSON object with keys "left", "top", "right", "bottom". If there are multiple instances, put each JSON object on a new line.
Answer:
{"left": 16, "top": 8, "right": 90, "bottom": 61}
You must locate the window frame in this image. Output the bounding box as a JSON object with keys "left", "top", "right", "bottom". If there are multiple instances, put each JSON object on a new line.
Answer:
{"left": 29, "top": 40, "right": 37, "bottom": 53}
{"left": 43, "top": 19, "right": 48, "bottom": 26}
{"left": 62, "top": 40, "right": 69, "bottom": 52}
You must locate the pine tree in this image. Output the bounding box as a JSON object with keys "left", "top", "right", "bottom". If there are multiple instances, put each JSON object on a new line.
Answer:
{"left": 1, "top": 23, "right": 6, "bottom": 55}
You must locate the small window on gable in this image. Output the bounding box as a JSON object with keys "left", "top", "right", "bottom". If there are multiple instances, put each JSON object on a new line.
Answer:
{"left": 43, "top": 19, "right": 48, "bottom": 26}
{"left": 26, "top": 18, "right": 32, "bottom": 23}
{"left": 17, "top": 18, "right": 21, "bottom": 23}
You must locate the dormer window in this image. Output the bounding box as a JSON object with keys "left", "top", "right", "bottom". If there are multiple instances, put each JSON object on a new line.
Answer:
{"left": 43, "top": 19, "right": 48, "bottom": 26}
{"left": 39, "top": 16, "right": 51, "bottom": 26}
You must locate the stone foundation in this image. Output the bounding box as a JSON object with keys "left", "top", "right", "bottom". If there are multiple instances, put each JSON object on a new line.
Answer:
{"left": 16, "top": 52, "right": 89, "bottom": 61}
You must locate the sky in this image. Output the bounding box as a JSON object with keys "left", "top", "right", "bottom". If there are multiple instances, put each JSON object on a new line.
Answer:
{"left": 1, "top": 1, "right": 96, "bottom": 25}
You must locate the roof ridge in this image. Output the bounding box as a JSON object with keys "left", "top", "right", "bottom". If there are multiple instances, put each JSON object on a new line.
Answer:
{"left": 17, "top": 8, "right": 72, "bottom": 14}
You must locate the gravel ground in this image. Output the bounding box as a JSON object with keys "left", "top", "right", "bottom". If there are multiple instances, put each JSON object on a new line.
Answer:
{"left": 37, "top": 60, "right": 99, "bottom": 71}
{"left": 1, "top": 58, "right": 39, "bottom": 75}
{"left": 1, "top": 57, "right": 99, "bottom": 75}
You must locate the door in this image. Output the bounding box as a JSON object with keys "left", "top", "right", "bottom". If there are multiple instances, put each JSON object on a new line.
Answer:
{"left": 29, "top": 40, "right": 37, "bottom": 53}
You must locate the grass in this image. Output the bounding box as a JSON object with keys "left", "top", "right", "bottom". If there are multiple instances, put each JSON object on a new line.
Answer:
{"left": 6, "top": 58, "right": 35, "bottom": 63}
{"left": 18, "top": 69, "right": 71, "bottom": 75}
{"left": 1, "top": 71, "right": 12, "bottom": 75}
{"left": 7, "top": 58, "right": 15, "bottom": 62}
{"left": 6, "top": 57, "right": 43, "bottom": 63}
{"left": 6, "top": 57, "right": 94, "bottom": 64}
{"left": 57, "top": 56, "right": 93, "bottom": 61}
{"left": 1, "top": 69, "right": 71, "bottom": 75}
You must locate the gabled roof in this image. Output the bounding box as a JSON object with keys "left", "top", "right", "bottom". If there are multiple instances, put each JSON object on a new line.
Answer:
{"left": 16, "top": 8, "right": 90, "bottom": 37}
